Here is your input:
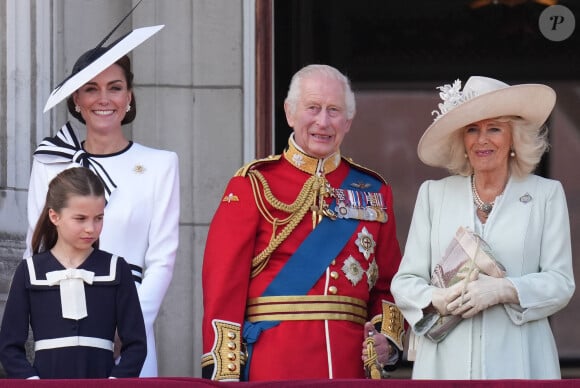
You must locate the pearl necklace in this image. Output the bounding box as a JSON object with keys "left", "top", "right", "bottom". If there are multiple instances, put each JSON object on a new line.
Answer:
{"left": 471, "top": 176, "right": 495, "bottom": 217}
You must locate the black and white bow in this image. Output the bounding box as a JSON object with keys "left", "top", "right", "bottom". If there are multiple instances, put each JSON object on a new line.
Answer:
{"left": 33, "top": 122, "right": 117, "bottom": 201}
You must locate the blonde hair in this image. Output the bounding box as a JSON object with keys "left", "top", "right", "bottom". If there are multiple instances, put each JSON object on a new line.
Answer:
{"left": 446, "top": 116, "right": 550, "bottom": 178}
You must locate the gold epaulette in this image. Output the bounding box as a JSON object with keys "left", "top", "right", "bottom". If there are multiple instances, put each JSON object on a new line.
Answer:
{"left": 234, "top": 154, "right": 282, "bottom": 177}
{"left": 342, "top": 156, "right": 389, "bottom": 186}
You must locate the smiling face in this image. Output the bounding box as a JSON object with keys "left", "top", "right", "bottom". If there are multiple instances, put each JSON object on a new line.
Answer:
{"left": 284, "top": 74, "right": 353, "bottom": 159}
{"left": 49, "top": 194, "right": 105, "bottom": 256}
{"left": 72, "top": 63, "right": 132, "bottom": 135}
{"left": 463, "top": 118, "right": 513, "bottom": 174}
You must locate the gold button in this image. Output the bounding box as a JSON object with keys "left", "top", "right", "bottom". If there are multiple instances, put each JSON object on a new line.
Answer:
{"left": 330, "top": 271, "right": 339, "bottom": 279}
{"left": 227, "top": 352, "right": 236, "bottom": 361}
{"left": 227, "top": 342, "right": 236, "bottom": 350}
{"left": 328, "top": 286, "right": 338, "bottom": 294}
{"left": 228, "top": 331, "right": 236, "bottom": 340}
{"left": 227, "top": 363, "right": 236, "bottom": 371}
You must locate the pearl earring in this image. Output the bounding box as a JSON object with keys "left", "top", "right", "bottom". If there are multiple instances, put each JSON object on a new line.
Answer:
{"left": 510, "top": 150, "right": 515, "bottom": 157}
{"left": 126, "top": 104, "right": 131, "bottom": 113}
{"left": 75, "top": 105, "right": 81, "bottom": 113}
{"left": 464, "top": 153, "right": 468, "bottom": 159}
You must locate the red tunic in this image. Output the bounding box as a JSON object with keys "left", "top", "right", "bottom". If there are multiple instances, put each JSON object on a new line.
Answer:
{"left": 202, "top": 143, "right": 402, "bottom": 381}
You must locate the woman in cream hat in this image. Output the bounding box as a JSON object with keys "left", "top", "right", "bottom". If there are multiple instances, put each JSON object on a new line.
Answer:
{"left": 24, "top": 8, "right": 179, "bottom": 377}
{"left": 391, "top": 76, "right": 575, "bottom": 379}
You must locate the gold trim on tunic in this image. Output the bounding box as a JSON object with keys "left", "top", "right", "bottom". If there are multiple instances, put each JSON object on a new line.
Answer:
{"left": 207, "top": 319, "right": 245, "bottom": 381}
{"left": 283, "top": 136, "right": 341, "bottom": 175}
{"left": 379, "top": 300, "right": 405, "bottom": 350}
{"left": 246, "top": 295, "right": 367, "bottom": 325}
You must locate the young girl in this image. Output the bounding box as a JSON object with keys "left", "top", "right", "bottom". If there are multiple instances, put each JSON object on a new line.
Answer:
{"left": 0, "top": 167, "right": 146, "bottom": 379}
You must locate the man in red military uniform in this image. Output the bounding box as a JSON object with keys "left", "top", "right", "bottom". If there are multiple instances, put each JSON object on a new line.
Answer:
{"left": 201, "top": 64, "right": 405, "bottom": 381}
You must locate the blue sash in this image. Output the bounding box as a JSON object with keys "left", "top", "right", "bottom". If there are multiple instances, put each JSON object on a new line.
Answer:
{"left": 262, "top": 168, "right": 381, "bottom": 296}
{"left": 242, "top": 167, "right": 382, "bottom": 380}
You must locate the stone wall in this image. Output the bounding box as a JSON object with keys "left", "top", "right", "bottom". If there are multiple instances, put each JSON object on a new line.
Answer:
{"left": 0, "top": 0, "right": 250, "bottom": 378}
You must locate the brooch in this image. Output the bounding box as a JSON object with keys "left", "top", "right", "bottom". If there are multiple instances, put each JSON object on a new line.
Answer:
{"left": 342, "top": 256, "right": 364, "bottom": 286}
{"left": 351, "top": 181, "right": 371, "bottom": 189}
{"left": 355, "top": 227, "right": 376, "bottom": 260}
{"left": 222, "top": 193, "right": 239, "bottom": 203}
{"left": 366, "top": 259, "right": 378, "bottom": 290}
{"left": 519, "top": 193, "right": 532, "bottom": 204}
{"left": 133, "top": 164, "right": 146, "bottom": 174}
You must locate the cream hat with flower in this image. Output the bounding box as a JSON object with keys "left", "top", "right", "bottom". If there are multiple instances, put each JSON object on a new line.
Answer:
{"left": 417, "top": 76, "right": 556, "bottom": 168}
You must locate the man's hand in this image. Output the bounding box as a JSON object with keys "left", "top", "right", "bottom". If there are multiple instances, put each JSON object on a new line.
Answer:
{"left": 361, "top": 322, "right": 392, "bottom": 367}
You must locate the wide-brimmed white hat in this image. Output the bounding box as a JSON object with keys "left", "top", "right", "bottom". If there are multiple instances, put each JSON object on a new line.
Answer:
{"left": 43, "top": 24, "right": 163, "bottom": 113}
{"left": 417, "top": 76, "right": 556, "bottom": 168}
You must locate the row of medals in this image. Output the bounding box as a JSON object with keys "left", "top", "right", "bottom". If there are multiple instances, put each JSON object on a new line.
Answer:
{"left": 333, "top": 188, "right": 388, "bottom": 223}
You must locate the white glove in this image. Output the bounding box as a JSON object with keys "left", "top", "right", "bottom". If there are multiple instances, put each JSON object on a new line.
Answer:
{"left": 447, "top": 273, "right": 518, "bottom": 318}
{"left": 431, "top": 280, "right": 467, "bottom": 316}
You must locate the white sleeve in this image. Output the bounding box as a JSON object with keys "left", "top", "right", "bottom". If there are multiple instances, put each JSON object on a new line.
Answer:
{"left": 138, "top": 152, "right": 180, "bottom": 324}
{"left": 391, "top": 181, "right": 436, "bottom": 326}
{"left": 504, "top": 181, "right": 575, "bottom": 324}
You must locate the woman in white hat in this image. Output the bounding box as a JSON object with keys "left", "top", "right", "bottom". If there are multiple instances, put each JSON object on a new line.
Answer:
{"left": 24, "top": 20, "right": 179, "bottom": 377}
{"left": 391, "top": 76, "right": 575, "bottom": 379}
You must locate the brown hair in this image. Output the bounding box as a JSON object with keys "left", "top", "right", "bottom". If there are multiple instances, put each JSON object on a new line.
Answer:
{"left": 66, "top": 48, "right": 136, "bottom": 125}
{"left": 31, "top": 167, "right": 105, "bottom": 254}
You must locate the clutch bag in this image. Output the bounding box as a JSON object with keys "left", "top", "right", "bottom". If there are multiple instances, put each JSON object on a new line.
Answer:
{"left": 414, "top": 226, "right": 506, "bottom": 343}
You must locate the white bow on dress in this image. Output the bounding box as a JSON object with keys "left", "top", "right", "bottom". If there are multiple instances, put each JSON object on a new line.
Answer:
{"left": 46, "top": 268, "right": 95, "bottom": 320}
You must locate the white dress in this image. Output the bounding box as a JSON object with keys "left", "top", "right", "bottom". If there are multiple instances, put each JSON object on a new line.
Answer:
{"left": 391, "top": 174, "right": 575, "bottom": 379}
{"left": 25, "top": 123, "right": 180, "bottom": 377}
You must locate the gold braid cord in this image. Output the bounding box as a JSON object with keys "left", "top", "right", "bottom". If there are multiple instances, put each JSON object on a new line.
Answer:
{"left": 364, "top": 336, "right": 382, "bottom": 379}
{"left": 248, "top": 170, "right": 334, "bottom": 278}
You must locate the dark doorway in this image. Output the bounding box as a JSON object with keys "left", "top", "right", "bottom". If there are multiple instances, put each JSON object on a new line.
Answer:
{"left": 274, "top": 0, "right": 579, "bottom": 152}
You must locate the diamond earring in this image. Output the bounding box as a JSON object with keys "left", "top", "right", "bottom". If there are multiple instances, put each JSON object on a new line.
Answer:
{"left": 75, "top": 105, "right": 81, "bottom": 113}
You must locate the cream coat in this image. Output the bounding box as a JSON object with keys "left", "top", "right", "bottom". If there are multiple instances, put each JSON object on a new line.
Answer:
{"left": 392, "top": 174, "right": 575, "bottom": 379}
